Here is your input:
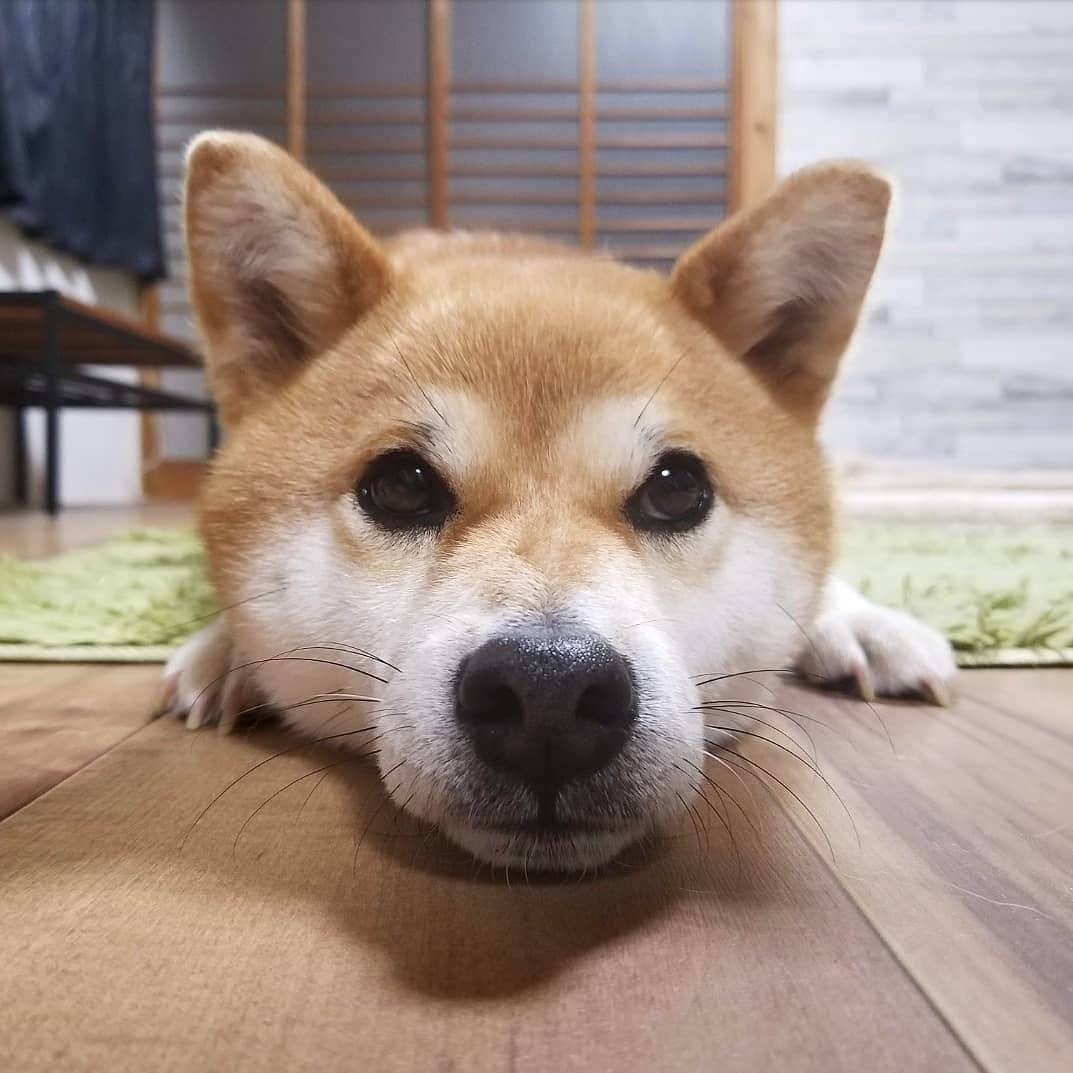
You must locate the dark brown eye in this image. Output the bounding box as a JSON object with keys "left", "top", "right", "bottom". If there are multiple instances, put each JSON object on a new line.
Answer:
{"left": 357, "top": 450, "right": 455, "bottom": 531}
{"left": 626, "top": 452, "right": 714, "bottom": 534}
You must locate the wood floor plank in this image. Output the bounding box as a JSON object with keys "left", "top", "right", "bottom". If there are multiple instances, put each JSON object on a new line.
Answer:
{"left": 0, "top": 714, "right": 977, "bottom": 1073}
{"left": 727, "top": 674, "right": 1073, "bottom": 1073}
{"left": 0, "top": 504, "right": 193, "bottom": 558}
{"left": 0, "top": 503, "right": 1063, "bottom": 1070}
{"left": 958, "top": 668, "right": 1072, "bottom": 731}
{"left": 0, "top": 663, "right": 161, "bottom": 819}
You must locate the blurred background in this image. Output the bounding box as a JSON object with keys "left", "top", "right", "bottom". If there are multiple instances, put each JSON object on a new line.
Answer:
{"left": 1, "top": 0, "right": 1071, "bottom": 512}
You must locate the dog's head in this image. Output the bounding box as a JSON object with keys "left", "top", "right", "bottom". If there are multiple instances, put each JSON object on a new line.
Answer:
{"left": 184, "top": 133, "right": 889, "bottom": 871}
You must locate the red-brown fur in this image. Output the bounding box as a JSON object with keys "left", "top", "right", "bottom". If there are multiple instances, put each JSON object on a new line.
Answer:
{"left": 184, "top": 136, "right": 889, "bottom": 615}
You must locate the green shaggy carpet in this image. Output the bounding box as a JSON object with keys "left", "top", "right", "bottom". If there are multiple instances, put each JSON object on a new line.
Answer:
{"left": 0, "top": 522, "right": 1070, "bottom": 665}
{"left": 0, "top": 529, "right": 216, "bottom": 662}
{"left": 839, "top": 520, "right": 1072, "bottom": 666}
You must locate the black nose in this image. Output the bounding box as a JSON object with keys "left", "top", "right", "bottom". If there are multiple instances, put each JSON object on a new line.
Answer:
{"left": 455, "top": 629, "right": 636, "bottom": 790}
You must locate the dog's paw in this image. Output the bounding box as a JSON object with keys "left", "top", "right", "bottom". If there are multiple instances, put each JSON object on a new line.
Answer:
{"left": 158, "top": 620, "right": 264, "bottom": 731}
{"left": 796, "top": 578, "right": 957, "bottom": 706}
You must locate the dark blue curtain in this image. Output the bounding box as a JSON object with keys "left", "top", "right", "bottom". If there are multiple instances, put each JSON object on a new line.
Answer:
{"left": 0, "top": 0, "right": 163, "bottom": 281}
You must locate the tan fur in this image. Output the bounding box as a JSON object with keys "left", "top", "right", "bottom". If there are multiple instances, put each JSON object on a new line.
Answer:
{"left": 195, "top": 239, "right": 836, "bottom": 610}
{"left": 170, "top": 134, "right": 954, "bottom": 870}
{"left": 182, "top": 138, "right": 871, "bottom": 611}
{"left": 672, "top": 161, "right": 890, "bottom": 423}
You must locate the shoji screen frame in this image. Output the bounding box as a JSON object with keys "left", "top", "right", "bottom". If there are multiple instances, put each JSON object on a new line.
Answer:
{"left": 140, "top": 0, "right": 776, "bottom": 499}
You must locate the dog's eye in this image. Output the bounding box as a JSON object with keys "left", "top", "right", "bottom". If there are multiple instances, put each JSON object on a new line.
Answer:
{"left": 626, "top": 452, "right": 714, "bottom": 534}
{"left": 357, "top": 450, "right": 455, "bottom": 531}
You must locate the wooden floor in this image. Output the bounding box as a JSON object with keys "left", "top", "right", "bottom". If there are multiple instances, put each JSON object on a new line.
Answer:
{"left": 0, "top": 507, "right": 1070, "bottom": 1073}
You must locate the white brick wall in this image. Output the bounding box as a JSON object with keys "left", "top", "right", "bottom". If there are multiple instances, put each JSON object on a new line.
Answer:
{"left": 779, "top": 0, "right": 1073, "bottom": 468}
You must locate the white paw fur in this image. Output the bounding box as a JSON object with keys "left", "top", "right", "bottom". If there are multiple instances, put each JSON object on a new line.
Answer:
{"left": 797, "top": 578, "right": 957, "bottom": 706}
{"left": 159, "top": 619, "right": 263, "bottom": 731}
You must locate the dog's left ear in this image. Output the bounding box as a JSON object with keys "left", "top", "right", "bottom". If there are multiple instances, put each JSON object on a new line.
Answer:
{"left": 671, "top": 161, "right": 890, "bottom": 424}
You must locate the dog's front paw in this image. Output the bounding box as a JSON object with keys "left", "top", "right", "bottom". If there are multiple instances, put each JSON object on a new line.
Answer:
{"left": 158, "top": 620, "right": 264, "bottom": 731}
{"left": 797, "top": 578, "right": 957, "bottom": 706}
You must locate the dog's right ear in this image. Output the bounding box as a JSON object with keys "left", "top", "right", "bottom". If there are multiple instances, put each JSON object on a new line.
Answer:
{"left": 183, "top": 132, "right": 393, "bottom": 427}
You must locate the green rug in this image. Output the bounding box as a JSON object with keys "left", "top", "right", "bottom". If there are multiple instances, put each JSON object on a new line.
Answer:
{"left": 0, "top": 529, "right": 216, "bottom": 663}
{"left": 0, "top": 522, "right": 1070, "bottom": 666}
{"left": 840, "top": 520, "right": 1072, "bottom": 667}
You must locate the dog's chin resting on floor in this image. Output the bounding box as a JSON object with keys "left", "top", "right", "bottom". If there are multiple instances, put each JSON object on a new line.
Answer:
{"left": 160, "top": 132, "right": 956, "bottom": 873}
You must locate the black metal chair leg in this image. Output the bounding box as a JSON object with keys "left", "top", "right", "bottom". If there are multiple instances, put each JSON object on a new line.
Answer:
{"left": 43, "top": 292, "right": 60, "bottom": 514}
{"left": 13, "top": 407, "right": 27, "bottom": 505}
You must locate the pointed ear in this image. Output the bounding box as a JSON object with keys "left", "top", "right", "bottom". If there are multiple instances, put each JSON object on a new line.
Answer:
{"left": 671, "top": 161, "right": 890, "bottom": 424}
{"left": 183, "top": 132, "right": 393, "bottom": 426}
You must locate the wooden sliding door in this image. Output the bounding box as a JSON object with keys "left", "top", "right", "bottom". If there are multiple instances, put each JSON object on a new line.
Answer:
{"left": 143, "top": 0, "right": 775, "bottom": 498}
{"left": 302, "top": 0, "right": 737, "bottom": 270}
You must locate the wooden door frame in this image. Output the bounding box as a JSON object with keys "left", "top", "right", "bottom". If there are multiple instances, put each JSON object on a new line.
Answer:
{"left": 427, "top": 0, "right": 450, "bottom": 226}
{"left": 140, "top": 0, "right": 310, "bottom": 500}
{"left": 729, "top": 0, "right": 778, "bottom": 213}
{"left": 139, "top": 1, "right": 204, "bottom": 502}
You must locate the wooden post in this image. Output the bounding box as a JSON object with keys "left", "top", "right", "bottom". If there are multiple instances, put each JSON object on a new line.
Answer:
{"left": 578, "top": 0, "right": 596, "bottom": 249}
{"left": 729, "top": 0, "right": 777, "bottom": 213}
{"left": 287, "top": 0, "right": 307, "bottom": 161}
{"left": 427, "top": 0, "right": 451, "bottom": 228}
{"left": 138, "top": 287, "right": 163, "bottom": 489}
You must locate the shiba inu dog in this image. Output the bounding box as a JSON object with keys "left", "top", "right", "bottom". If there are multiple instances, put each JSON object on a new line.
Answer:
{"left": 162, "top": 132, "right": 956, "bottom": 872}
